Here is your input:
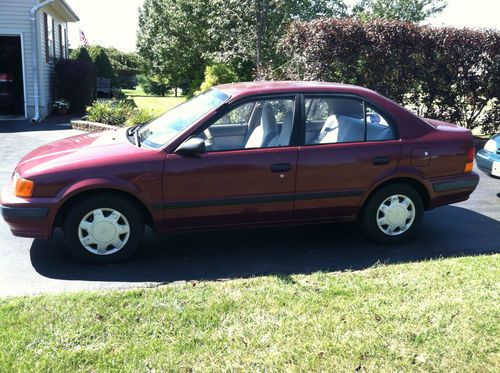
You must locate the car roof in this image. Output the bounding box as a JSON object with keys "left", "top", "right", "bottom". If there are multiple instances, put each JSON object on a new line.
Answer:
{"left": 216, "top": 81, "right": 376, "bottom": 99}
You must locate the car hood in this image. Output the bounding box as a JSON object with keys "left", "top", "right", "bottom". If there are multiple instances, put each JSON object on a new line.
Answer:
{"left": 16, "top": 128, "right": 145, "bottom": 176}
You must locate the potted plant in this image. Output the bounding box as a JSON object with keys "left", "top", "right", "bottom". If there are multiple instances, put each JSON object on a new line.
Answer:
{"left": 53, "top": 99, "right": 70, "bottom": 115}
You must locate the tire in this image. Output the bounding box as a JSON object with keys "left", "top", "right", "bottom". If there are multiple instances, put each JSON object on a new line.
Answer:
{"left": 360, "top": 183, "right": 423, "bottom": 244}
{"left": 63, "top": 194, "right": 144, "bottom": 264}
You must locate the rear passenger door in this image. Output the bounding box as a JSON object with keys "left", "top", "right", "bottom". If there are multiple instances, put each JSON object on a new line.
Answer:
{"left": 295, "top": 95, "right": 402, "bottom": 219}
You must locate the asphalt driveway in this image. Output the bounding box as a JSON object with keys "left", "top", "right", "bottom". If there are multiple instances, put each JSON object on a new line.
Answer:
{"left": 1, "top": 121, "right": 499, "bottom": 297}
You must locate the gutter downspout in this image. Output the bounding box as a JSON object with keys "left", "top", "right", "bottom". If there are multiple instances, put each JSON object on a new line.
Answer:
{"left": 30, "top": 0, "right": 55, "bottom": 124}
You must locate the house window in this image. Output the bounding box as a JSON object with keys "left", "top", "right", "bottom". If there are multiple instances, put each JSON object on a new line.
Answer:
{"left": 44, "top": 12, "right": 55, "bottom": 62}
{"left": 59, "top": 24, "right": 67, "bottom": 59}
{"left": 63, "top": 28, "right": 68, "bottom": 58}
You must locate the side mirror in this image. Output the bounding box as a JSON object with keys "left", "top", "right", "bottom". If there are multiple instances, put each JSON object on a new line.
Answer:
{"left": 175, "top": 137, "right": 206, "bottom": 155}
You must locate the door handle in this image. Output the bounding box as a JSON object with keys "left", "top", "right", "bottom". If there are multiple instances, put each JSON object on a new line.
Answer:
{"left": 271, "top": 163, "right": 292, "bottom": 173}
{"left": 372, "top": 156, "right": 390, "bottom": 165}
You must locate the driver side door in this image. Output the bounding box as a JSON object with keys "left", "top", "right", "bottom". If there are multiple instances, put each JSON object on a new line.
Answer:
{"left": 161, "top": 96, "right": 299, "bottom": 229}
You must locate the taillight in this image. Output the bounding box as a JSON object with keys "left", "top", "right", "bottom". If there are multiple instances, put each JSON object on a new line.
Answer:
{"left": 13, "top": 173, "right": 35, "bottom": 198}
{"left": 464, "top": 146, "right": 474, "bottom": 173}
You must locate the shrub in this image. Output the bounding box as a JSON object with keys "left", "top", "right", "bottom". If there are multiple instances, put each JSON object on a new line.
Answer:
{"left": 278, "top": 19, "right": 500, "bottom": 134}
{"left": 70, "top": 47, "right": 93, "bottom": 64}
{"left": 139, "top": 75, "right": 171, "bottom": 96}
{"left": 125, "top": 108, "right": 155, "bottom": 127}
{"left": 85, "top": 100, "right": 155, "bottom": 127}
{"left": 89, "top": 47, "right": 117, "bottom": 85}
{"left": 54, "top": 59, "right": 96, "bottom": 114}
{"left": 197, "top": 63, "right": 239, "bottom": 93}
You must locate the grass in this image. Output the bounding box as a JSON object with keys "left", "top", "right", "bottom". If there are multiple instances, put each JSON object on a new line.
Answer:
{"left": 122, "top": 86, "right": 186, "bottom": 117}
{"left": 0, "top": 255, "right": 498, "bottom": 372}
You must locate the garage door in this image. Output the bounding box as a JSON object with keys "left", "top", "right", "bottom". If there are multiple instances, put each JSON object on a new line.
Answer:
{"left": 0, "top": 36, "right": 24, "bottom": 116}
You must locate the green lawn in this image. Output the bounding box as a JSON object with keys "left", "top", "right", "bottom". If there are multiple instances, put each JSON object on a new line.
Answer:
{"left": 122, "top": 87, "right": 186, "bottom": 117}
{"left": 0, "top": 255, "right": 498, "bottom": 372}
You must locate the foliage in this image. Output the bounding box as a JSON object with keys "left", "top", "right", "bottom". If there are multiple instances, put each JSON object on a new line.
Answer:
{"left": 137, "top": 0, "right": 210, "bottom": 96}
{"left": 352, "top": 0, "right": 447, "bottom": 22}
{"left": 208, "top": 0, "right": 348, "bottom": 78}
{"left": 90, "top": 46, "right": 143, "bottom": 89}
{"left": 136, "top": 0, "right": 445, "bottom": 85}
{"left": 105, "top": 48, "right": 144, "bottom": 81}
{"left": 126, "top": 107, "right": 156, "bottom": 126}
{"left": 70, "top": 46, "right": 93, "bottom": 64}
{"left": 198, "top": 64, "right": 239, "bottom": 93}
{"left": 88, "top": 46, "right": 117, "bottom": 86}
{"left": 52, "top": 99, "right": 69, "bottom": 110}
{"left": 138, "top": 75, "right": 171, "bottom": 96}
{"left": 85, "top": 100, "right": 154, "bottom": 127}
{"left": 54, "top": 59, "right": 96, "bottom": 114}
{"left": 279, "top": 19, "right": 500, "bottom": 134}
{"left": 0, "top": 255, "right": 498, "bottom": 371}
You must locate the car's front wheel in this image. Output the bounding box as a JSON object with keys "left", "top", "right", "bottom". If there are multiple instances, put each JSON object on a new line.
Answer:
{"left": 361, "top": 184, "right": 423, "bottom": 244}
{"left": 63, "top": 194, "right": 144, "bottom": 263}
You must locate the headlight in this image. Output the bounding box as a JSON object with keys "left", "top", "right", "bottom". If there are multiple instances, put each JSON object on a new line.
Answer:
{"left": 12, "top": 173, "right": 35, "bottom": 198}
{"left": 484, "top": 139, "right": 497, "bottom": 153}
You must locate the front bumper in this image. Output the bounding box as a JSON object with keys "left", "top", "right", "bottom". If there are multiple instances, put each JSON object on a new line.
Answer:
{"left": 0, "top": 184, "right": 59, "bottom": 239}
{"left": 427, "top": 171, "right": 480, "bottom": 209}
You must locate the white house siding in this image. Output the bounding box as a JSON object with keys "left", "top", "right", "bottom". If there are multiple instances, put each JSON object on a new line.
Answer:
{"left": 37, "top": 5, "right": 68, "bottom": 118}
{"left": 0, "top": 0, "right": 36, "bottom": 118}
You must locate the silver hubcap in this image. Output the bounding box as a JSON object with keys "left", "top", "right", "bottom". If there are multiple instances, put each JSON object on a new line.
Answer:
{"left": 78, "top": 208, "right": 130, "bottom": 255}
{"left": 376, "top": 194, "right": 415, "bottom": 236}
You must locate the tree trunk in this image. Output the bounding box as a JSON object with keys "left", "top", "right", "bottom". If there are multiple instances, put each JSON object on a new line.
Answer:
{"left": 175, "top": 87, "right": 178, "bottom": 97}
{"left": 255, "top": 0, "right": 265, "bottom": 80}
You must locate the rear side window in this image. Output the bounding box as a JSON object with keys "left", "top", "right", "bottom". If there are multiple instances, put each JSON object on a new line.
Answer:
{"left": 304, "top": 96, "right": 396, "bottom": 145}
{"left": 365, "top": 105, "right": 395, "bottom": 141}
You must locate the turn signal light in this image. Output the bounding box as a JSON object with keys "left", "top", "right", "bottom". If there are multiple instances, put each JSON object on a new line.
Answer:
{"left": 13, "top": 174, "right": 34, "bottom": 198}
{"left": 464, "top": 147, "right": 474, "bottom": 173}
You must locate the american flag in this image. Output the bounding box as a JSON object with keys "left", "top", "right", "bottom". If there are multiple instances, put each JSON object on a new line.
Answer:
{"left": 79, "top": 29, "right": 89, "bottom": 46}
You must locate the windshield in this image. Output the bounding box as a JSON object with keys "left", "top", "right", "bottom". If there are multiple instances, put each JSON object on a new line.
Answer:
{"left": 138, "top": 89, "right": 229, "bottom": 149}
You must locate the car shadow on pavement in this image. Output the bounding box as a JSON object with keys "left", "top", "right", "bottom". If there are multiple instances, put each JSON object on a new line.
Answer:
{"left": 30, "top": 205, "right": 500, "bottom": 284}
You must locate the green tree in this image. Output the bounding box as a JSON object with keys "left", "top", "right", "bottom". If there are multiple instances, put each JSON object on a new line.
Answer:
{"left": 352, "top": 0, "right": 447, "bottom": 22}
{"left": 209, "top": 0, "right": 347, "bottom": 78}
{"left": 198, "top": 63, "right": 238, "bottom": 93}
{"left": 70, "top": 47, "right": 93, "bottom": 64}
{"left": 137, "top": 0, "right": 212, "bottom": 96}
{"left": 88, "top": 46, "right": 116, "bottom": 84}
{"left": 103, "top": 48, "right": 144, "bottom": 88}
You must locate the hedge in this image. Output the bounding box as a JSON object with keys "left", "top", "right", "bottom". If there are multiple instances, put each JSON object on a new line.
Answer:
{"left": 276, "top": 19, "right": 500, "bottom": 134}
{"left": 54, "top": 59, "right": 96, "bottom": 114}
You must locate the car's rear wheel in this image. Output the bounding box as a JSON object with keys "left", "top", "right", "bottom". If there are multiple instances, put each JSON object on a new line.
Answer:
{"left": 63, "top": 195, "right": 144, "bottom": 263}
{"left": 361, "top": 184, "right": 423, "bottom": 244}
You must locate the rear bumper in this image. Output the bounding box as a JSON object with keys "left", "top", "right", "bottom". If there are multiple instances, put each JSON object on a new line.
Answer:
{"left": 0, "top": 185, "right": 59, "bottom": 239}
{"left": 427, "top": 172, "right": 479, "bottom": 209}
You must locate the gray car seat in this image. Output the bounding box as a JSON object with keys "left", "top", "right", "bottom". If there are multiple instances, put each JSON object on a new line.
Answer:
{"left": 245, "top": 104, "right": 277, "bottom": 148}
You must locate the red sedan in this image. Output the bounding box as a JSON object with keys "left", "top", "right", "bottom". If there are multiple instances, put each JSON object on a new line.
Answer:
{"left": 1, "top": 82, "right": 479, "bottom": 263}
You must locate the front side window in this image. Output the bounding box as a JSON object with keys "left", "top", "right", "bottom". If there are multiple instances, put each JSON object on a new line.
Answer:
{"left": 138, "top": 89, "right": 229, "bottom": 149}
{"left": 199, "top": 97, "right": 295, "bottom": 151}
{"left": 304, "top": 96, "right": 395, "bottom": 145}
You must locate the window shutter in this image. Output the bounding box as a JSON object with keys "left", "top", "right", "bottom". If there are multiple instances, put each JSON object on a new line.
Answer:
{"left": 44, "top": 12, "right": 49, "bottom": 63}
{"left": 59, "top": 24, "right": 63, "bottom": 59}
{"left": 52, "top": 18, "right": 56, "bottom": 60}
